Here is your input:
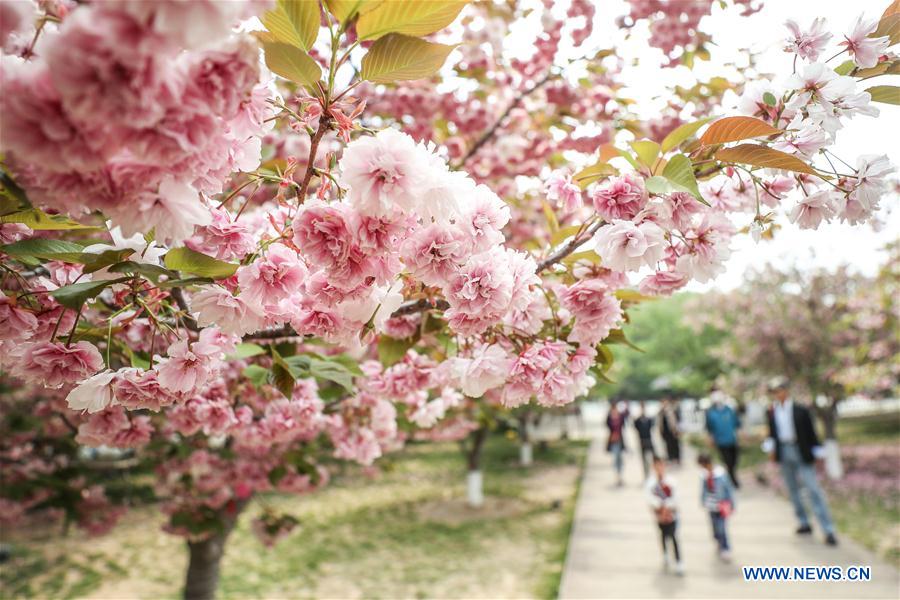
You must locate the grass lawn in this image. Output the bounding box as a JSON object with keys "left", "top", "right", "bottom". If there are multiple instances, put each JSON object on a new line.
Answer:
{"left": 1, "top": 436, "right": 588, "bottom": 600}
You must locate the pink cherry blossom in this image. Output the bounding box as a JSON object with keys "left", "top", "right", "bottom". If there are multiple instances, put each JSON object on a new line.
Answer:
{"left": 456, "top": 184, "right": 510, "bottom": 253}
{"left": 452, "top": 343, "right": 513, "bottom": 398}
{"left": 66, "top": 369, "right": 118, "bottom": 414}
{"left": 189, "top": 207, "right": 255, "bottom": 260}
{"left": 545, "top": 170, "right": 582, "bottom": 213}
{"left": 190, "top": 286, "right": 264, "bottom": 336}
{"left": 237, "top": 243, "right": 307, "bottom": 308}
{"left": 444, "top": 247, "right": 515, "bottom": 335}
{"left": 590, "top": 174, "right": 647, "bottom": 221}
{"left": 114, "top": 367, "right": 182, "bottom": 411}
{"left": 339, "top": 128, "right": 425, "bottom": 217}
{"left": 559, "top": 279, "right": 624, "bottom": 345}
{"left": 109, "top": 177, "right": 211, "bottom": 244}
{"left": 784, "top": 18, "right": 832, "bottom": 61}
{"left": 15, "top": 341, "right": 104, "bottom": 388}
{"left": 789, "top": 190, "right": 838, "bottom": 229}
{"left": 840, "top": 16, "right": 889, "bottom": 69}
{"left": 400, "top": 223, "right": 468, "bottom": 287}
{"left": 638, "top": 270, "right": 689, "bottom": 296}
{"left": 0, "top": 294, "right": 38, "bottom": 341}
{"left": 292, "top": 201, "right": 355, "bottom": 269}
{"left": 593, "top": 219, "right": 666, "bottom": 272}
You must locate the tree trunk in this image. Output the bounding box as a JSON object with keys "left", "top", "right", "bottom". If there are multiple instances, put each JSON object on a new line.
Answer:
{"left": 466, "top": 427, "right": 487, "bottom": 507}
{"left": 518, "top": 413, "right": 533, "bottom": 467}
{"left": 183, "top": 500, "right": 248, "bottom": 600}
{"left": 815, "top": 397, "right": 843, "bottom": 480}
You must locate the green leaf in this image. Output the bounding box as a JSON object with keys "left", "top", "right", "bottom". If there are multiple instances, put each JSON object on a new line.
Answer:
{"left": 615, "top": 148, "right": 642, "bottom": 171}
{"left": 762, "top": 92, "right": 777, "bottom": 106}
{"left": 361, "top": 34, "right": 456, "bottom": 83}
{"left": 378, "top": 336, "right": 414, "bottom": 366}
{"left": 49, "top": 278, "right": 129, "bottom": 310}
{"left": 0, "top": 209, "right": 100, "bottom": 231}
{"left": 229, "top": 343, "right": 266, "bottom": 360}
{"left": 661, "top": 154, "right": 706, "bottom": 204}
{"left": 156, "top": 277, "right": 215, "bottom": 289}
{"left": 0, "top": 172, "right": 31, "bottom": 214}
{"left": 164, "top": 247, "right": 238, "bottom": 280}
{"left": 865, "top": 85, "right": 900, "bottom": 105}
{"left": 356, "top": 0, "right": 468, "bottom": 40}
{"left": 129, "top": 351, "right": 151, "bottom": 370}
{"left": 80, "top": 249, "right": 136, "bottom": 274}
{"left": 834, "top": 60, "right": 855, "bottom": 75}
{"left": 271, "top": 349, "right": 298, "bottom": 398}
{"left": 573, "top": 161, "right": 617, "bottom": 190}
{"left": 243, "top": 364, "right": 270, "bottom": 389}
{"left": 323, "top": 0, "right": 383, "bottom": 24}
{"left": 262, "top": 0, "right": 320, "bottom": 50}
{"left": 262, "top": 40, "right": 322, "bottom": 87}
{"left": 541, "top": 200, "right": 559, "bottom": 235}
{"left": 629, "top": 140, "right": 661, "bottom": 168}
{"left": 1, "top": 238, "right": 85, "bottom": 263}
{"left": 604, "top": 328, "right": 643, "bottom": 352}
{"left": 106, "top": 261, "right": 175, "bottom": 282}
{"left": 644, "top": 176, "right": 673, "bottom": 195}
{"left": 308, "top": 358, "right": 356, "bottom": 391}
{"left": 660, "top": 117, "right": 713, "bottom": 153}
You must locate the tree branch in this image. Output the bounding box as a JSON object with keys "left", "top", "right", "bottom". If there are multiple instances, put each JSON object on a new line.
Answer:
{"left": 454, "top": 70, "right": 556, "bottom": 168}
{"left": 535, "top": 219, "right": 605, "bottom": 273}
{"left": 296, "top": 115, "right": 332, "bottom": 203}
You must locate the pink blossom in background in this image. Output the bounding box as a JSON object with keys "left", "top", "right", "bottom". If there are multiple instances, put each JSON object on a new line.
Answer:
{"left": 545, "top": 170, "right": 582, "bottom": 213}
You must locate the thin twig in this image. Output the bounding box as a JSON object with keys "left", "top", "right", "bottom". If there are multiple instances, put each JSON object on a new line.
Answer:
{"left": 454, "top": 70, "right": 557, "bottom": 168}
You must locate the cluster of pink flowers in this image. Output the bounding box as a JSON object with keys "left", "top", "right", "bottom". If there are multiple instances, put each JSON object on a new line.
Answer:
{"left": 0, "top": 0, "right": 271, "bottom": 243}
{"left": 736, "top": 14, "right": 893, "bottom": 231}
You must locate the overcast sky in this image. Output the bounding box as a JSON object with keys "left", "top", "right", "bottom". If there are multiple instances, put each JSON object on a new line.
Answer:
{"left": 585, "top": 0, "right": 899, "bottom": 289}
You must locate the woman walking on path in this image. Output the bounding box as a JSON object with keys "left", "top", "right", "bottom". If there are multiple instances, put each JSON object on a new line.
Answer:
{"left": 645, "top": 457, "right": 684, "bottom": 575}
{"left": 606, "top": 401, "right": 628, "bottom": 486}
{"left": 659, "top": 395, "right": 682, "bottom": 465}
{"left": 698, "top": 453, "right": 736, "bottom": 562}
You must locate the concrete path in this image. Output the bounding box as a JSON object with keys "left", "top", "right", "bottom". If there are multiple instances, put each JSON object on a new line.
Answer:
{"left": 558, "top": 427, "right": 900, "bottom": 599}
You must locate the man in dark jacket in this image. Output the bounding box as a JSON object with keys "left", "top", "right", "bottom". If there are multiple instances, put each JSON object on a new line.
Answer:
{"left": 764, "top": 377, "right": 837, "bottom": 546}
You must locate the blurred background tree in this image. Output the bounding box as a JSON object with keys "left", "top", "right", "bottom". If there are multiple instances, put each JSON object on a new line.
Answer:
{"left": 598, "top": 293, "right": 725, "bottom": 400}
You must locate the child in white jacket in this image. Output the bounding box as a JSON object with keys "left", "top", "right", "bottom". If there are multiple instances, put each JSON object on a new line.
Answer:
{"left": 645, "top": 456, "right": 683, "bottom": 574}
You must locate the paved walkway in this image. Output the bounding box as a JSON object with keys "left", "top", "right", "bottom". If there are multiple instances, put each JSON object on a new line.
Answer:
{"left": 559, "top": 426, "right": 900, "bottom": 599}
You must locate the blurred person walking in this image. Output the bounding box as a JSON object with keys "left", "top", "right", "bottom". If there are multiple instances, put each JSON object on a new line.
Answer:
{"left": 705, "top": 387, "right": 742, "bottom": 488}
{"left": 645, "top": 457, "right": 684, "bottom": 575}
{"left": 764, "top": 377, "right": 838, "bottom": 546}
{"left": 698, "top": 453, "right": 735, "bottom": 562}
{"left": 606, "top": 401, "right": 628, "bottom": 486}
{"left": 659, "top": 395, "right": 681, "bottom": 465}
{"left": 633, "top": 401, "right": 656, "bottom": 479}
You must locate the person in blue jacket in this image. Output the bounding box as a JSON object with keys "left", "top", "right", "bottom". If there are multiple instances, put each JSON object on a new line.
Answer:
{"left": 698, "top": 452, "right": 735, "bottom": 562}
{"left": 705, "top": 386, "right": 742, "bottom": 488}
